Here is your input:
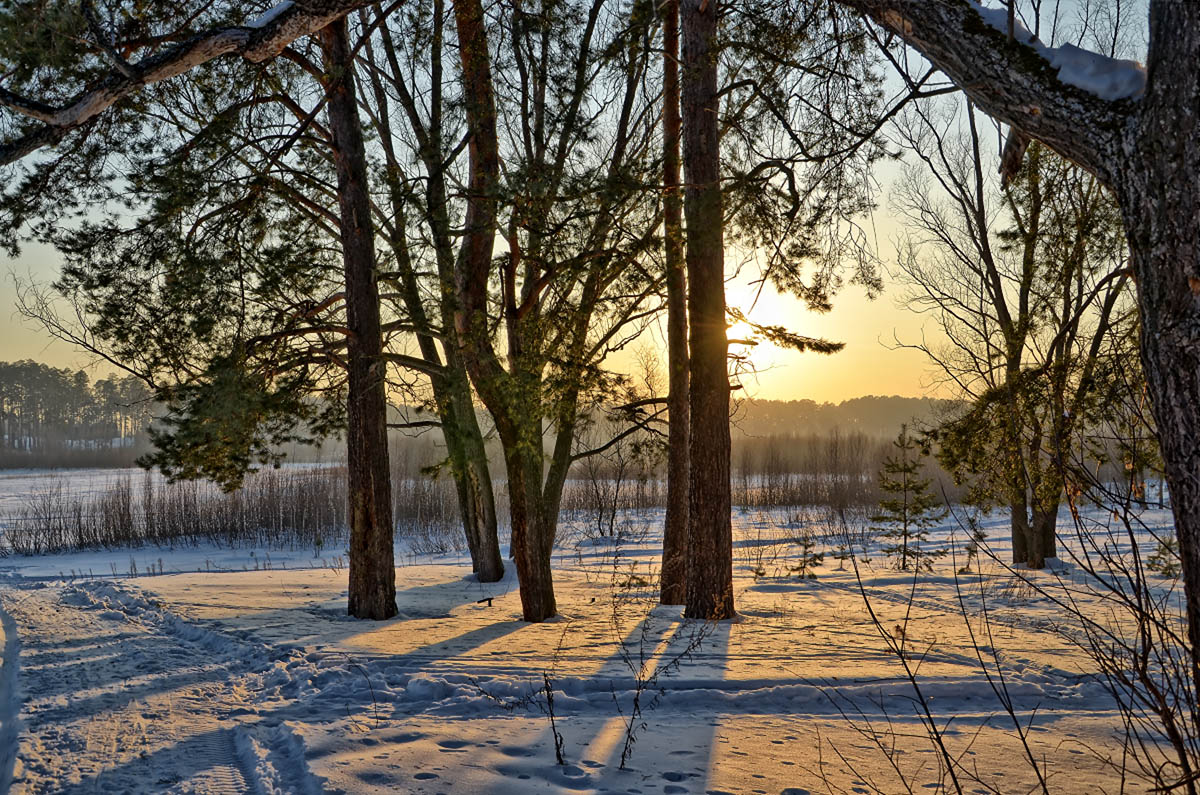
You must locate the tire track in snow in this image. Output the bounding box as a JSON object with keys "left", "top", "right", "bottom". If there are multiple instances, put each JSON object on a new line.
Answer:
{"left": 175, "top": 727, "right": 252, "bottom": 793}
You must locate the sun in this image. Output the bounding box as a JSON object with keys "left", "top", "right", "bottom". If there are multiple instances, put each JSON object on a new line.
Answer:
{"left": 726, "top": 320, "right": 757, "bottom": 345}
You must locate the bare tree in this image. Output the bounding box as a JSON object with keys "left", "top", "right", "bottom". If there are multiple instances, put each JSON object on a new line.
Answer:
{"left": 832, "top": 0, "right": 1200, "bottom": 695}
{"left": 890, "top": 98, "right": 1132, "bottom": 570}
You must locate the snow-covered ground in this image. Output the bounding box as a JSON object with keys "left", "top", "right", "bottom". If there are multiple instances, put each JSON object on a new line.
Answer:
{"left": 0, "top": 470, "right": 1183, "bottom": 793}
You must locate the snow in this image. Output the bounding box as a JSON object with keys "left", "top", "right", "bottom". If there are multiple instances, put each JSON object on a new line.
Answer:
{"left": 969, "top": 1, "right": 1147, "bottom": 100}
{"left": 0, "top": 601, "right": 17, "bottom": 793}
{"left": 1048, "top": 44, "right": 1147, "bottom": 101}
{"left": 246, "top": 1, "right": 294, "bottom": 30}
{"left": 0, "top": 468, "right": 1183, "bottom": 792}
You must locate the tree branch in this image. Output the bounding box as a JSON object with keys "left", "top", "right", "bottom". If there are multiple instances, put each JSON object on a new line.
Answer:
{"left": 0, "top": 0, "right": 371, "bottom": 165}
{"left": 838, "top": 0, "right": 1139, "bottom": 185}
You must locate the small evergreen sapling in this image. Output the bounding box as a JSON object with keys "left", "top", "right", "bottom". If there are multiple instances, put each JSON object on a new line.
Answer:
{"left": 872, "top": 426, "right": 947, "bottom": 571}
{"left": 788, "top": 529, "right": 824, "bottom": 579}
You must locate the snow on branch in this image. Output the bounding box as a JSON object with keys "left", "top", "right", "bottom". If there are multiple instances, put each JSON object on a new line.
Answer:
{"left": 839, "top": 0, "right": 1138, "bottom": 186}
{"left": 0, "top": 0, "right": 369, "bottom": 165}
{"left": 247, "top": 1, "right": 297, "bottom": 29}
{"left": 967, "top": 0, "right": 1146, "bottom": 101}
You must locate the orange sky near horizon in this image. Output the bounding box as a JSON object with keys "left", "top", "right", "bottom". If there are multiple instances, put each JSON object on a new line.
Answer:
{"left": 1, "top": 234, "right": 946, "bottom": 405}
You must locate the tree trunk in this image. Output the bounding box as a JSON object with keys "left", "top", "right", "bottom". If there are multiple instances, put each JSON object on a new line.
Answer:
{"left": 502, "top": 414, "right": 558, "bottom": 622}
{"left": 438, "top": 354, "right": 503, "bottom": 582}
{"left": 320, "top": 19, "right": 396, "bottom": 621}
{"left": 441, "top": 392, "right": 503, "bottom": 582}
{"left": 1024, "top": 508, "right": 1046, "bottom": 570}
{"left": 1010, "top": 495, "right": 1030, "bottom": 566}
{"left": 1032, "top": 501, "right": 1058, "bottom": 563}
{"left": 660, "top": 0, "right": 689, "bottom": 607}
{"left": 1114, "top": 0, "right": 1200, "bottom": 693}
{"left": 681, "top": 0, "right": 734, "bottom": 621}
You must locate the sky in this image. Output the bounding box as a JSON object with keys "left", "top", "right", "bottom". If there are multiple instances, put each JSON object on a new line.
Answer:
{"left": 1, "top": 240, "right": 73, "bottom": 365}
{"left": 0, "top": 0, "right": 1147, "bottom": 408}
{"left": 0, "top": 229, "right": 943, "bottom": 405}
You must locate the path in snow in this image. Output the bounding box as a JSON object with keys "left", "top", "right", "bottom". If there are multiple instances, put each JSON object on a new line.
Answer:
{"left": 0, "top": 583, "right": 319, "bottom": 794}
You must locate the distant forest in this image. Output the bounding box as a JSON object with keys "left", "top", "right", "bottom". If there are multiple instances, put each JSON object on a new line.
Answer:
{"left": 0, "top": 357, "right": 942, "bottom": 474}
{"left": 731, "top": 396, "right": 957, "bottom": 439}
{"left": 0, "top": 360, "right": 155, "bottom": 467}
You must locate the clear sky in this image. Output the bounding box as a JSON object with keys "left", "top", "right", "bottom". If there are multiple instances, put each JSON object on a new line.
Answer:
{"left": 1, "top": 240, "right": 76, "bottom": 365}
{"left": 720, "top": 269, "right": 940, "bottom": 403}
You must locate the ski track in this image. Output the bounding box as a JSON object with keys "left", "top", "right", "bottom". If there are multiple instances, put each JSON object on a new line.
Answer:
{"left": 0, "top": 582, "right": 326, "bottom": 794}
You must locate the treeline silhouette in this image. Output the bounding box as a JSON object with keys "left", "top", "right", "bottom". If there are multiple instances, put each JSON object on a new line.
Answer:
{"left": 731, "top": 395, "right": 958, "bottom": 438}
{"left": 0, "top": 360, "right": 155, "bottom": 468}
{"left": 725, "top": 397, "right": 965, "bottom": 507}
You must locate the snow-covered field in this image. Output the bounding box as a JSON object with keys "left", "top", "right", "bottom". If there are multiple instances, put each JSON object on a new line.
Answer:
{"left": 0, "top": 469, "right": 1183, "bottom": 793}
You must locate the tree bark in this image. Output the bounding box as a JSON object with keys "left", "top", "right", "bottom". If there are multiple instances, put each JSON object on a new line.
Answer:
{"left": 660, "top": 0, "right": 689, "bottom": 607}
{"left": 1010, "top": 494, "right": 1030, "bottom": 566}
{"left": 0, "top": 0, "right": 379, "bottom": 164}
{"left": 440, "top": 368, "right": 503, "bottom": 582}
{"left": 1032, "top": 501, "right": 1058, "bottom": 563}
{"left": 1113, "top": 0, "right": 1200, "bottom": 692}
{"left": 320, "top": 18, "right": 396, "bottom": 621}
{"left": 681, "top": 0, "right": 734, "bottom": 621}
{"left": 500, "top": 414, "right": 558, "bottom": 622}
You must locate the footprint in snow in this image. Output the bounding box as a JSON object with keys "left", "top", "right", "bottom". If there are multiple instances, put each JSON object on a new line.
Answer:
{"left": 385, "top": 731, "right": 424, "bottom": 744}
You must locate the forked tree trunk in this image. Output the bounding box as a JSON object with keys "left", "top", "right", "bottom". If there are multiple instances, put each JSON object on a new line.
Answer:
{"left": 439, "top": 362, "right": 503, "bottom": 582}
{"left": 681, "top": 0, "right": 734, "bottom": 621}
{"left": 451, "top": 0, "right": 556, "bottom": 622}
{"left": 501, "top": 415, "right": 558, "bottom": 622}
{"left": 320, "top": 19, "right": 396, "bottom": 621}
{"left": 660, "top": 0, "right": 689, "bottom": 607}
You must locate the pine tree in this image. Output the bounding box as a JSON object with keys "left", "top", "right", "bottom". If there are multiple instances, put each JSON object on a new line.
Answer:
{"left": 872, "top": 426, "right": 946, "bottom": 572}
